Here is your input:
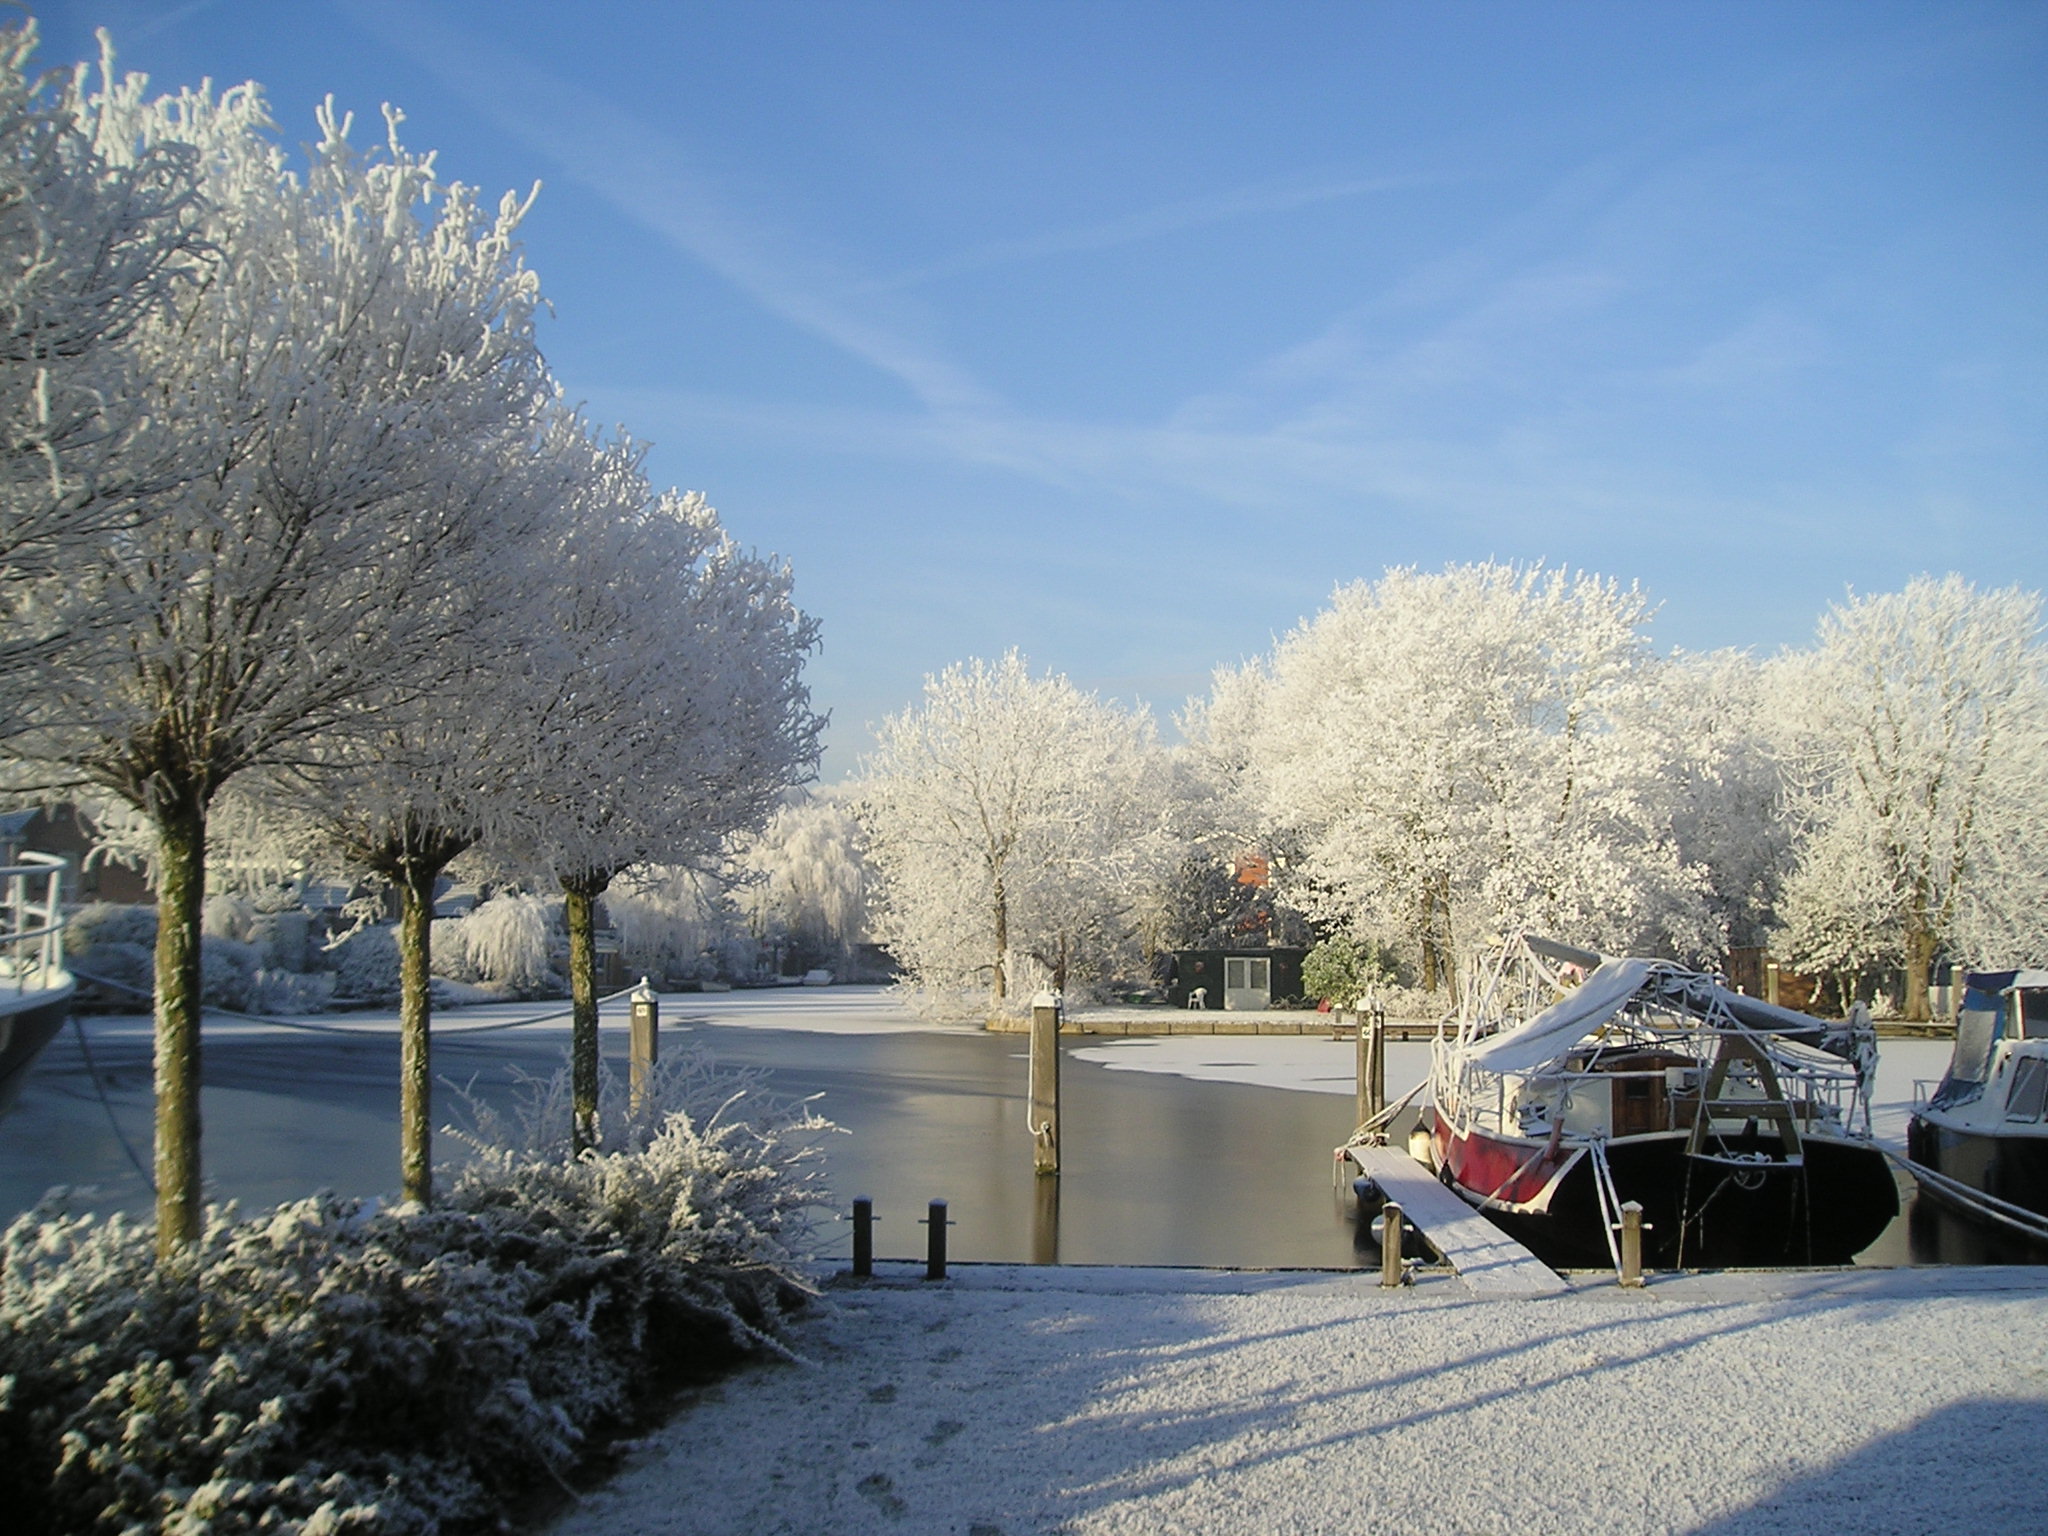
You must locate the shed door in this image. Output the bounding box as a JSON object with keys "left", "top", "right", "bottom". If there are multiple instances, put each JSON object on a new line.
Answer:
{"left": 1223, "top": 956, "right": 1271, "bottom": 1012}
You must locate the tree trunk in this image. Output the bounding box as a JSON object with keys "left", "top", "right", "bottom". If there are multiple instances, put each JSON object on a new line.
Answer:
{"left": 151, "top": 795, "right": 207, "bottom": 1259}
{"left": 562, "top": 872, "right": 610, "bottom": 1153}
{"left": 1903, "top": 911, "right": 1936, "bottom": 1024}
{"left": 991, "top": 874, "right": 1008, "bottom": 1011}
{"left": 397, "top": 867, "right": 435, "bottom": 1205}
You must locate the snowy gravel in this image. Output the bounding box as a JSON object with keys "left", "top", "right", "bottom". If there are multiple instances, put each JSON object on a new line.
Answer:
{"left": 550, "top": 1262, "right": 2048, "bottom": 1536}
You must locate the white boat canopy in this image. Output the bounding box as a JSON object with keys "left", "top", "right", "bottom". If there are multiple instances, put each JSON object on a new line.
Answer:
{"left": 1467, "top": 958, "right": 1655, "bottom": 1075}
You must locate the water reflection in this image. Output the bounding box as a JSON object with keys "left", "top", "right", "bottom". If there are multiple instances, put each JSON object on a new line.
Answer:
{"left": 1031, "top": 1174, "right": 1059, "bottom": 1266}
{"left": 3, "top": 1011, "right": 2039, "bottom": 1273}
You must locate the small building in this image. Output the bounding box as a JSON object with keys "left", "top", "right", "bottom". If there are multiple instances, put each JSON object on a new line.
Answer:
{"left": 1165, "top": 947, "right": 1307, "bottom": 1011}
{"left": 0, "top": 804, "right": 151, "bottom": 903}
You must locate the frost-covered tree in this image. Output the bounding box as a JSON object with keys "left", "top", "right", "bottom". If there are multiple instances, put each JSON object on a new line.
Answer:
{"left": 1774, "top": 576, "right": 2048, "bottom": 1018}
{"left": 2, "top": 73, "right": 551, "bottom": 1253}
{"left": 0, "top": 21, "right": 202, "bottom": 714}
{"left": 1614, "top": 648, "right": 1790, "bottom": 952}
{"left": 1231, "top": 564, "right": 1705, "bottom": 1000}
{"left": 485, "top": 481, "right": 822, "bottom": 1152}
{"left": 733, "top": 788, "right": 868, "bottom": 976}
{"left": 237, "top": 410, "right": 625, "bottom": 1205}
{"left": 857, "top": 652, "right": 1168, "bottom": 1013}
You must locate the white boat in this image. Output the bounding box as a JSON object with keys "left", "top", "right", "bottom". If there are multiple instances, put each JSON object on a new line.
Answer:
{"left": 0, "top": 853, "right": 74, "bottom": 1116}
{"left": 1908, "top": 970, "right": 2048, "bottom": 1221}
{"left": 1399, "top": 935, "right": 1896, "bottom": 1269}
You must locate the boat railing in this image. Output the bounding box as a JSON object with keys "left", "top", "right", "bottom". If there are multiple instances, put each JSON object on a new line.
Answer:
{"left": 1448, "top": 1050, "right": 1865, "bottom": 1140}
{"left": 0, "top": 853, "right": 67, "bottom": 998}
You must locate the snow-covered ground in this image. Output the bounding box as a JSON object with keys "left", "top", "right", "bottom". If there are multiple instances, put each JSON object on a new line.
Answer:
{"left": 552, "top": 1261, "right": 2048, "bottom": 1536}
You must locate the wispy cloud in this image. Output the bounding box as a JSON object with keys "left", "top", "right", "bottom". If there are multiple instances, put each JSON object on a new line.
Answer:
{"left": 343, "top": 0, "right": 995, "bottom": 419}
{"left": 866, "top": 167, "right": 1445, "bottom": 291}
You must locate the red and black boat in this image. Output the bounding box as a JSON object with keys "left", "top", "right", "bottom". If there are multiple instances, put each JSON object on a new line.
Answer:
{"left": 1416, "top": 936, "right": 1897, "bottom": 1271}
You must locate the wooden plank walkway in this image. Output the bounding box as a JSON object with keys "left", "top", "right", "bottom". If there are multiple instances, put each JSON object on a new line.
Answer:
{"left": 1346, "top": 1145, "right": 1572, "bottom": 1297}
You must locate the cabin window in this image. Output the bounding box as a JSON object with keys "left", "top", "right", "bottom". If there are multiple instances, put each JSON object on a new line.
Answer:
{"left": 2005, "top": 1056, "right": 2048, "bottom": 1123}
{"left": 2020, "top": 990, "right": 2048, "bottom": 1041}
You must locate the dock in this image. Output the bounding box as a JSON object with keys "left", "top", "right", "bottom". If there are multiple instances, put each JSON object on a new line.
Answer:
{"left": 1346, "top": 1144, "right": 1571, "bottom": 1296}
{"left": 985, "top": 1009, "right": 1443, "bottom": 1040}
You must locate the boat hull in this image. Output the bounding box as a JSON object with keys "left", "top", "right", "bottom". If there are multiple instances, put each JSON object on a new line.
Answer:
{"left": 1433, "top": 1116, "right": 1899, "bottom": 1269}
{"left": 0, "top": 982, "right": 73, "bottom": 1118}
{"left": 1907, "top": 1113, "right": 2048, "bottom": 1220}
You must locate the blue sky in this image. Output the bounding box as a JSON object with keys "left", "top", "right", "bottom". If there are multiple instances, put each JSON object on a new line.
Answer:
{"left": 34, "top": 1, "right": 2048, "bottom": 775}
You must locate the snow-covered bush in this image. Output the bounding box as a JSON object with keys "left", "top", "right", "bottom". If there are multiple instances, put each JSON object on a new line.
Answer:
{"left": 247, "top": 967, "right": 337, "bottom": 1016}
{"left": 200, "top": 936, "right": 262, "bottom": 1009}
{"left": 64, "top": 901, "right": 157, "bottom": 952}
{"left": 62, "top": 903, "right": 156, "bottom": 1005}
{"left": 327, "top": 923, "right": 401, "bottom": 1003}
{"left": 201, "top": 891, "right": 255, "bottom": 941}
{"left": 249, "top": 907, "right": 312, "bottom": 972}
{"left": 0, "top": 1052, "right": 830, "bottom": 1535}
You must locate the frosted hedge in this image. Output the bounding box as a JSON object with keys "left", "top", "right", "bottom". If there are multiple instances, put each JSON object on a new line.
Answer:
{"left": 0, "top": 1067, "right": 831, "bottom": 1534}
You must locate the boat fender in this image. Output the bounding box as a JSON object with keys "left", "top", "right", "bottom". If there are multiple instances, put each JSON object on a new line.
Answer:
{"left": 1352, "top": 1175, "right": 1384, "bottom": 1209}
{"left": 1407, "top": 1126, "right": 1435, "bottom": 1168}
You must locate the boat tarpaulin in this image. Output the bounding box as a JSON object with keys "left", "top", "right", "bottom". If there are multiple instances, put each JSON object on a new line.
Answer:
{"left": 1467, "top": 958, "right": 1654, "bottom": 1075}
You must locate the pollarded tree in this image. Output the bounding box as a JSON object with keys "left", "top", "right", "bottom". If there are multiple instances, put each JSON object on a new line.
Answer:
{"left": 1237, "top": 564, "right": 1696, "bottom": 1000}
{"left": 857, "top": 651, "right": 1168, "bottom": 1014}
{"left": 3, "top": 74, "right": 551, "bottom": 1254}
{"left": 1774, "top": 576, "right": 2048, "bottom": 1018}
{"left": 233, "top": 407, "right": 612, "bottom": 1205}
{"left": 0, "top": 20, "right": 203, "bottom": 713}
{"left": 485, "top": 478, "right": 823, "bottom": 1153}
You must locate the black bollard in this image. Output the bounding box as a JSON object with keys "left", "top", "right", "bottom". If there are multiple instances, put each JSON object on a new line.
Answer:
{"left": 926, "top": 1198, "right": 948, "bottom": 1280}
{"left": 852, "top": 1196, "right": 873, "bottom": 1278}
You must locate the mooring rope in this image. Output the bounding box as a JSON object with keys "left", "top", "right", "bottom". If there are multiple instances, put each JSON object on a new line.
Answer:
{"left": 1886, "top": 1147, "right": 2048, "bottom": 1247}
{"left": 67, "top": 1010, "right": 155, "bottom": 1193}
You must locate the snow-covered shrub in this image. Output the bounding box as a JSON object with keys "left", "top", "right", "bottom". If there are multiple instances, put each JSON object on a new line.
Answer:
{"left": 200, "top": 935, "right": 262, "bottom": 1009}
{"left": 248, "top": 967, "right": 336, "bottom": 1015}
{"left": 327, "top": 923, "right": 400, "bottom": 1003}
{"left": 249, "top": 907, "right": 312, "bottom": 972}
{"left": 0, "top": 1053, "right": 830, "bottom": 1535}
{"left": 429, "top": 913, "right": 479, "bottom": 981}
{"left": 64, "top": 901, "right": 157, "bottom": 952}
{"left": 201, "top": 891, "right": 255, "bottom": 941}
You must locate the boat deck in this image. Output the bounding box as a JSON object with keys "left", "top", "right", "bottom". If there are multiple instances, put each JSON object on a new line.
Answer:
{"left": 1347, "top": 1144, "right": 1572, "bottom": 1296}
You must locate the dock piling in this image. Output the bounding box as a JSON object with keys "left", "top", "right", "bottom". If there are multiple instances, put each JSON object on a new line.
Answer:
{"left": 1030, "top": 992, "right": 1061, "bottom": 1174}
{"left": 1620, "top": 1201, "right": 1646, "bottom": 1287}
{"left": 628, "top": 978, "right": 659, "bottom": 1122}
{"left": 925, "top": 1198, "right": 949, "bottom": 1280}
{"left": 1380, "top": 1200, "right": 1406, "bottom": 1287}
{"left": 852, "top": 1197, "right": 873, "bottom": 1278}
{"left": 1355, "top": 1006, "right": 1387, "bottom": 1127}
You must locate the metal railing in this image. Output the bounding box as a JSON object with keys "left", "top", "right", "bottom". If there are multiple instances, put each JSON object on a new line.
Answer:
{"left": 0, "top": 853, "right": 66, "bottom": 998}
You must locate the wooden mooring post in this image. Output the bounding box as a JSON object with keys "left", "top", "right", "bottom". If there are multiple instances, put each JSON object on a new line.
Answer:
{"left": 1380, "top": 1200, "right": 1406, "bottom": 1288}
{"left": 1354, "top": 1005, "right": 1387, "bottom": 1129}
{"left": 852, "top": 1197, "right": 874, "bottom": 1278}
{"left": 925, "top": 1198, "right": 949, "bottom": 1280}
{"left": 628, "top": 978, "right": 659, "bottom": 1120}
{"left": 1620, "top": 1201, "right": 1646, "bottom": 1288}
{"left": 1030, "top": 990, "right": 1061, "bottom": 1174}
